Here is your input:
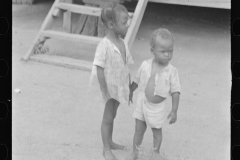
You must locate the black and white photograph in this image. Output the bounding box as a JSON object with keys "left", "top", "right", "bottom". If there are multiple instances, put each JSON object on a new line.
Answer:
{"left": 12, "top": 0, "right": 231, "bottom": 160}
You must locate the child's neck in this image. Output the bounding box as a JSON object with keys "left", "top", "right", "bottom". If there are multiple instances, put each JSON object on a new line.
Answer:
{"left": 106, "top": 30, "right": 120, "bottom": 42}
{"left": 153, "top": 58, "right": 169, "bottom": 68}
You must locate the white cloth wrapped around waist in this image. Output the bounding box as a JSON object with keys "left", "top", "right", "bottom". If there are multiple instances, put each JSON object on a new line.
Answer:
{"left": 137, "top": 92, "right": 167, "bottom": 129}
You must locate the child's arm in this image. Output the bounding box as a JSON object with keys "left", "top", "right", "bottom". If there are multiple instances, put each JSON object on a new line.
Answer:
{"left": 96, "top": 66, "right": 110, "bottom": 99}
{"left": 129, "top": 61, "right": 145, "bottom": 104}
{"left": 129, "top": 82, "right": 138, "bottom": 105}
{"left": 168, "top": 92, "right": 180, "bottom": 124}
{"left": 168, "top": 67, "right": 181, "bottom": 124}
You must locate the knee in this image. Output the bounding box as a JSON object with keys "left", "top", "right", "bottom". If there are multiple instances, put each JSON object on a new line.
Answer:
{"left": 112, "top": 100, "right": 119, "bottom": 119}
{"left": 152, "top": 128, "right": 162, "bottom": 140}
{"left": 102, "top": 99, "right": 116, "bottom": 122}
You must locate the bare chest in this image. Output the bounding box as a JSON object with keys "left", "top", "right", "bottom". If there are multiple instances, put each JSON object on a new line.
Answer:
{"left": 144, "top": 65, "right": 166, "bottom": 103}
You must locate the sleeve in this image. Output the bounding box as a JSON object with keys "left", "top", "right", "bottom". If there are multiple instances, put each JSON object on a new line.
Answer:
{"left": 93, "top": 42, "right": 107, "bottom": 68}
{"left": 170, "top": 68, "right": 181, "bottom": 94}
{"left": 134, "top": 61, "right": 145, "bottom": 84}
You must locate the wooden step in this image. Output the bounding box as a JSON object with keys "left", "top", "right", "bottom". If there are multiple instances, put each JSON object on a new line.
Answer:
{"left": 41, "top": 30, "right": 102, "bottom": 45}
{"left": 56, "top": 2, "right": 134, "bottom": 17}
{"left": 82, "top": 0, "right": 121, "bottom": 7}
{"left": 30, "top": 54, "right": 92, "bottom": 71}
{"left": 56, "top": 2, "right": 102, "bottom": 16}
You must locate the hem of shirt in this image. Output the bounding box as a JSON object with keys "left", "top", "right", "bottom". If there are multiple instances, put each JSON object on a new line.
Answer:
{"left": 170, "top": 91, "right": 181, "bottom": 95}
{"left": 93, "top": 62, "right": 105, "bottom": 69}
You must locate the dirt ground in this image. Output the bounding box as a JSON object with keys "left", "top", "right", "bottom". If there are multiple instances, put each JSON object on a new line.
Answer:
{"left": 12, "top": 1, "right": 231, "bottom": 160}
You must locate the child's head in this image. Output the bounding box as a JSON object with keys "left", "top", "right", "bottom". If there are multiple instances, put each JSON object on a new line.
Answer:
{"left": 101, "top": 2, "right": 129, "bottom": 37}
{"left": 150, "top": 28, "right": 174, "bottom": 65}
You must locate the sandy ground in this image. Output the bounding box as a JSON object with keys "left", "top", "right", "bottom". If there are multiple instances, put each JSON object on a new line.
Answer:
{"left": 13, "top": 1, "right": 231, "bottom": 160}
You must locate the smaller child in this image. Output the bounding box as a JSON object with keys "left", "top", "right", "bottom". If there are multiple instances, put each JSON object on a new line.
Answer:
{"left": 89, "top": 2, "right": 133, "bottom": 160}
{"left": 127, "top": 28, "right": 181, "bottom": 160}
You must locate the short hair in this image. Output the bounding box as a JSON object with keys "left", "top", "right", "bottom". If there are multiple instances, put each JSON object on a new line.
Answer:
{"left": 101, "top": 2, "right": 128, "bottom": 27}
{"left": 150, "top": 28, "right": 174, "bottom": 49}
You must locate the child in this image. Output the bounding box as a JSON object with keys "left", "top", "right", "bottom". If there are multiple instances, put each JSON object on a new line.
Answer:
{"left": 89, "top": 2, "right": 133, "bottom": 160}
{"left": 127, "top": 28, "right": 181, "bottom": 160}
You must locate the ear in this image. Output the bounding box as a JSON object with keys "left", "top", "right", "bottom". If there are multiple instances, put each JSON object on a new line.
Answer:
{"left": 107, "top": 21, "right": 114, "bottom": 29}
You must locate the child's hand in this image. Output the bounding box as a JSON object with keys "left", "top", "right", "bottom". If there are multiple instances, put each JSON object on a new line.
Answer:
{"left": 167, "top": 111, "right": 177, "bottom": 124}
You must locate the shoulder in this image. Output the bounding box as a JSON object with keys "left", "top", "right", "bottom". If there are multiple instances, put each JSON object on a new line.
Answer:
{"left": 142, "top": 59, "right": 153, "bottom": 67}
{"left": 168, "top": 64, "right": 177, "bottom": 71}
{"left": 137, "top": 59, "right": 152, "bottom": 72}
{"left": 97, "top": 37, "right": 111, "bottom": 48}
{"left": 168, "top": 64, "right": 179, "bottom": 77}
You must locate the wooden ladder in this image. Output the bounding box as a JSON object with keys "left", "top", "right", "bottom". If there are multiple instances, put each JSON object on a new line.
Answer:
{"left": 22, "top": 0, "right": 148, "bottom": 71}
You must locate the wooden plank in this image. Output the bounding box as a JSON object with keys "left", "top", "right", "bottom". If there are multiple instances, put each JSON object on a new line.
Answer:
{"left": 124, "top": 0, "right": 148, "bottom": 49}
{"left": 30, "top": 54, "right": 92, "bottom": 71}
{"left": 53, "top": 8, "right": 61, "bottom": 17}
{"left": 41, "top": 30, "right": 102, "bottom": 45}
{"left": 56, "top": 3, "right": 102, "bottom": 16}
{"left": 56, "top": 3, "right": 133, "bottom": 18}
{"left": 149, "top": 0, "right": 230, "bottom": 9}
{"left": 22, "top": 0, "right": 62, "bottom": 60}
{"left": 73, "top": 14, "right": 88, "bottom": 34}
{"left": 82, "top": 0, "right": 121, "bottom": 6}
{"left": 63, "top": 12, "right": 72, "bottom": 32}
{"left": 63, "top": 0, "right": 73, "bottom": 33}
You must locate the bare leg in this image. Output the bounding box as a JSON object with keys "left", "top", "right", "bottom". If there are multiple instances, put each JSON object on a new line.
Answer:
{"left": 101, "top": 99, "right": 118, "bottom": 160}
{"left": 108, "top": 100, "right": 126, "bottom": 150}
{"left": 126, "top": 119, "right": 147, "bottom": 160}
{"left": 151, "top": 127, "right": 162, "bottom": 155}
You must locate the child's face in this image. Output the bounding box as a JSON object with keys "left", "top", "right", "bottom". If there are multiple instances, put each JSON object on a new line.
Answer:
{"left": 113, "top": 11, "right": 129, "bottom": 37}
{"left": 152, "top": 37, "right": 174, "bottom": 65}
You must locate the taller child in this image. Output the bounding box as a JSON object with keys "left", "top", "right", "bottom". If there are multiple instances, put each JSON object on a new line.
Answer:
{"left": 90, "top": 2, "right": 133, "bottom": 160}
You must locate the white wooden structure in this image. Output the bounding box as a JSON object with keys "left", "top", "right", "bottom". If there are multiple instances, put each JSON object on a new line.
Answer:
{"left": 22, "top": 0, "right": 148, "bottom": 71}
{"left": 150, "top": 0, "right": 230, "bottom": 9}
{"left": 13, "top": 0, "right": 231, "bottom": 9}
{"left": 22, "top": 0, "right": 230, "bottom": 71}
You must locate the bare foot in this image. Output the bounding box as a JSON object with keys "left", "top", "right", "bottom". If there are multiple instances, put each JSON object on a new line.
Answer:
{"left": 103, "top": 150, "right": 118, "bottom": 160}
{"left": 125, "top": 152, "right": 138, "bottom": 160}
{"left": 110, "top": 142, "right": 127, "bottom": 150}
